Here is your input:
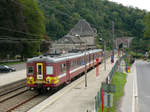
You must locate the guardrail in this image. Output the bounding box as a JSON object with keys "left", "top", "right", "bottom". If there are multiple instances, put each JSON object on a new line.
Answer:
{"left": 94, "top": 54, "right": 127, "bottom": 112}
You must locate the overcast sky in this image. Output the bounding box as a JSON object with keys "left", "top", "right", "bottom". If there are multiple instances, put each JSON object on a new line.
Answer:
{"left": 109, "top": 0, "right": 150, "bottom": 11}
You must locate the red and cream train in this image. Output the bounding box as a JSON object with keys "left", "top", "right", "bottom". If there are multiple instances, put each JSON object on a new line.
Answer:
{"left": 26, "top": 49, "right": 103, "bottom": 90}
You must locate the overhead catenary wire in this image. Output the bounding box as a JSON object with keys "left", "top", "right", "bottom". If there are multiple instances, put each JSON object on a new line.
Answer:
{"left": 0, "top": 27, "right": 42, "bottom": 37}
{"left": 0, "top": 39, "right": 51, "bottom": 43}
{"left": 0, "top": 35, "right": 51, "bottom": 43}
{"left": 0, "top": 35, "right": 43, "bottom": 41}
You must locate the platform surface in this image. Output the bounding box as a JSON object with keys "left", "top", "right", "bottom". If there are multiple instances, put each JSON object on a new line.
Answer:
{"left": 0, "top": 69, "right": 26, "bottom": 87}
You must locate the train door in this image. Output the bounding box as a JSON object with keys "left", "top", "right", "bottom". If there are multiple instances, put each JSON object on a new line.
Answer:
{"left": 66, "top": 61, "right": 71, "bottom": 82}
{"left": 36, "top": 63, "right": 43, "bottom": 80}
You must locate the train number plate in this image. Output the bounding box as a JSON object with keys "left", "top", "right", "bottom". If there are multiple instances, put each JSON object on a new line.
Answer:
{"left": 35, "top": 80, "right": 45, "bottom": 83}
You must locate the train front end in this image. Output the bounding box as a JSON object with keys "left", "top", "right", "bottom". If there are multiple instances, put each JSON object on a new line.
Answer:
{"left": 26, "top": 56, "right": 59, "bottom": 91}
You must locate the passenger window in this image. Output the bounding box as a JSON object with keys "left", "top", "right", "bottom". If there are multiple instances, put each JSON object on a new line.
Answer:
{"left": 28, "top": 66, "right": 33, "bottom": 74}
{"left": 60, "top": 63, "right": 66, "bottom": 73}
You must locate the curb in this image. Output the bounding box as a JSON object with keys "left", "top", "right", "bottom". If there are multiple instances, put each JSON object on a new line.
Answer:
{"left": 132, "top": 61, "right": 138, "bottom": 112}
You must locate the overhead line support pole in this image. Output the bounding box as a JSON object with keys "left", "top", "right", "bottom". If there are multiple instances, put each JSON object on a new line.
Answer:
{"left": 85, "top": 43, "right": 87, "bottom": 87}
{"left": 104, "top": 40, "right": 106, "bottom": 71}
{"left": 112, "top": 21, "right": 115, "bottom": 55}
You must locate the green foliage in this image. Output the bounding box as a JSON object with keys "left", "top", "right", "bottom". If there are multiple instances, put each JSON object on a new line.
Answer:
{"left": 144, "top": 13, "right": 150, "bottom": 39}
{"left": 143, "top": 12, "right": 150, "bottom": 53}
{"left": 0, "top": 0, "right": 45, "bottom": 59}
{"left": 37, "top": 0, "right": 146, "bottom": 42}
{"left": 18, "top": 0, "right": 45, "bottom": 58}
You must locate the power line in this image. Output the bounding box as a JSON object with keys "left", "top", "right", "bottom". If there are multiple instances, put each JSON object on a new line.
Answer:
{"left": 0, "top": 35, "right": 42, "bottom": 40}
{"left": 0, "top": 36, "right": 51, "bottom": 43}
{"left": 0, "top": 27, "right": 42, "bottom": 37}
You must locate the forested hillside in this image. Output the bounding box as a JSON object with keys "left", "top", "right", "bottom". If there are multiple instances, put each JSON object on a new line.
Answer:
{"left": 37, "top": 0, "right": 146, "bottom": 41}
{"left": 0, "top": 0, "right": 45, "bottom": 59}
{"left": 0, "top": 0, "right": 149, "bottom": 59}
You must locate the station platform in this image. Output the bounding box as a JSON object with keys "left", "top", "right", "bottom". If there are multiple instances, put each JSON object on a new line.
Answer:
{"left": 28, "top": 55, "right": 118, "bottom": 112}
{"left": 0, "top": 69, "right": 26, "bottom": 87}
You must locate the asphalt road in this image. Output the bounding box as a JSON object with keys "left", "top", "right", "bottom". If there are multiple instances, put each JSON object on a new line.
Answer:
{"left": 136, "top": 60, "right": 150, "bottom": 112}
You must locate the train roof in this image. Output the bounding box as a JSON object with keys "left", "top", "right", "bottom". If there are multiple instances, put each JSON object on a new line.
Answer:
{"left": 27, "top": 49, "right": 102, "bottom": 63}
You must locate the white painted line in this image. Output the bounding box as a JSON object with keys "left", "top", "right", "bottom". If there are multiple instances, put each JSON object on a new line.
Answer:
{"left": 70, "top": 65, "right": 85, "bottom": 74}
{"left": 58, "top": 73, "right": 66, "bottom": 78}
{"left": 132, "top": 80, "right": 135, "bottom": 112}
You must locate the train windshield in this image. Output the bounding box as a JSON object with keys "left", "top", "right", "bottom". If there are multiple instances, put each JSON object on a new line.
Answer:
{"left": 38, "top": 65, "right": 42, "bottom": 74}
{"left": 46, "top": 66, "right": 53, "bottom": 75}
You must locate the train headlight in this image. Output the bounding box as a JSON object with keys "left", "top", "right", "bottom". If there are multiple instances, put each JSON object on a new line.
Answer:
{"left": 27, "top": 76, "right": 34, "bottom": 84}
{"left": 29, "top": 77, "right": 33, "bottom": 80}
{"left": 46, "top": 77, "right": 51, "bottom": 84}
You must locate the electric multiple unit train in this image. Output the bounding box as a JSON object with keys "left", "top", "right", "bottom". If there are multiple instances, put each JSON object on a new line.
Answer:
{"left": 26, "top": 49, "right": 103, "bottom": 91}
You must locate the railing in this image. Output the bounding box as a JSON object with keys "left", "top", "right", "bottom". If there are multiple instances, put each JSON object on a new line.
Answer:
{"left": 94, "top": 54, "right": 127, "bottom": 112}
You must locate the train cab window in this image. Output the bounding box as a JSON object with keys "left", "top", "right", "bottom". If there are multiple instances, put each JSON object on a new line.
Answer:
{"left": 46, "top": 66, "right": 53, "bottom": 74}
{"left": 38, "top": 65, "right": 42, "bottom": 75}
{"left": 28, "top": 66, "right": 33, "bottom": 74}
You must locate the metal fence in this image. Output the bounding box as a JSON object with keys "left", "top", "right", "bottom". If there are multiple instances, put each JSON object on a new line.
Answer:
{"left": 94, "top": 55, "right": 127, "bottom": 112}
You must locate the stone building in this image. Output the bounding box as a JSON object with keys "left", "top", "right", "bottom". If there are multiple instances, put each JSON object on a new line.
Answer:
{"left": 50, "top": 19, "right": 97, "bottom": 53}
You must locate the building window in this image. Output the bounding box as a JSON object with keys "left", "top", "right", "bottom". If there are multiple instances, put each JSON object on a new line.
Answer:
{"left": 46, "top": 66, "right": 53, "bottom": 74}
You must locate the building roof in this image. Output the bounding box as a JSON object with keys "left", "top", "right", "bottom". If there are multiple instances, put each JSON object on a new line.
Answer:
{"left": 69, "top": 19, "right": 97, "bottom": 37}
{"left": 56, "top": 34, "right": 84, "bottom": 44}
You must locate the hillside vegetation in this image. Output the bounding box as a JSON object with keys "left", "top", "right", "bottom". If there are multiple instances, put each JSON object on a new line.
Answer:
{"left": 0, "top": 0, "right": 45, "bottom": 59}
{"left": 0, "top": 0, "right": 149, "bottom": 59}
{"left": 37, "top": 0, "right": 145, "bottom": 41}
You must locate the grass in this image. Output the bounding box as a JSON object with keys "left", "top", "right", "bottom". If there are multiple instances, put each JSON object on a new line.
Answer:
{"left": 99, "top": 72, "right": 127, "bottom": 112}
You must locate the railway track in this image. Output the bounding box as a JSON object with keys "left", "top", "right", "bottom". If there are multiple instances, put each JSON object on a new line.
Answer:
{"left": 0, "top": 88, "right": 39, "bottom": 112}
{"left": 0, "top": 80, "right": 57, "bottom": 112}
{"left": 0, "top": 79, "right": 26, "bottom": 96}
{"left": 0, "top": 88, "right": 58, "bottom": 112}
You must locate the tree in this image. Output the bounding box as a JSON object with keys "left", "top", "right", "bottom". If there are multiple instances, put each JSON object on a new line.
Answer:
{"left": 0, "top": 0, "right": 45, "bottom": 59}
{"left": 144, "top": 12, "right": 150, "bottom": 39}
{"left": 37, "top": 0, "right": 146, "bottom": 43}
{"left": 18, "top": 0, "right": 45, "bottom": 58}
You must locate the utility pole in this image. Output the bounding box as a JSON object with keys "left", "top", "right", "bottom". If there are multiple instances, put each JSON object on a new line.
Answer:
{"left": 39, "top": 41, "right": 41, "bottom": 55}
{"left": 104, "top": 40, "right": 106, "bottom": 71}
{"left": 85, "top": 43, "right": 87, "bottom": 87}
{"left": 112, "top": 21, "right": 115, "bottom": 55}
